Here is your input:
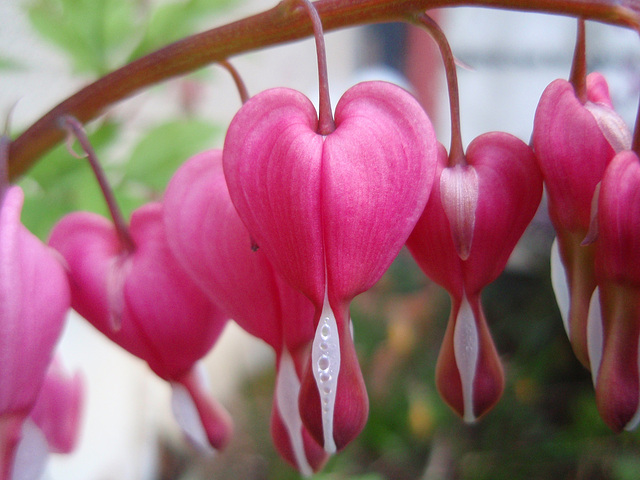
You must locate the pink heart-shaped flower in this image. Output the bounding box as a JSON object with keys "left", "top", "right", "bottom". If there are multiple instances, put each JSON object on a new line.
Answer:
{"left": 407, "top": 132, "right": 542, "bottom": 421}
{"left": 163, "top": 150, "right": 327, "bottom": 473}
{"left": 223, "top": 81, "right": 437, "bottom": 451}
{"left": 48, "top": 202, "right": 232, "bottom": 450}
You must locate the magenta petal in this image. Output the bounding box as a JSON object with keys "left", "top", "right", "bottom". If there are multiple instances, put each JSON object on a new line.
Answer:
{"left": 407, "top": 144, "right": 465, "bottom": 297}
{"left": 322, "top": 81, "right": 437, "bottom": 303}
{"left": 594, "top": 151, "right": 640, "bottom": 431}
{"left": 532, "top": 74, "right": 623, "bottom": 231}
{"left": 29, "top": 358, "right": 83, "bottom": 454}
{"left": 435, "top": 293, "right": 504, "bottom": 421}
{"left": 124, "top": 203, "right": 227, "bottom": 379}
{"left": 223, "top": 88, "right": 326, "bottom": 306}
{"left": 0, "top": 186, "right": 69, "bottom": 414}
{"left": 163, "top": 150, "right": 316, "bottom": 351}
{"left": 462, "top": 132, "right": 542, "bottom": 293}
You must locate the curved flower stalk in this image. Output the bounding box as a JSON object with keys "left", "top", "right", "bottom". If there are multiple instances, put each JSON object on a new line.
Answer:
{"left": 222, "top": 0, "right": 437, "bottom": 452}
{"left": 592, "top": 151, "right": 640, "bottom": 432}
{"left": 0, "top": 138, "right": 70, "bottom": 480}
{"left": 532, "top": 72, "right": 631, "bottom": 369}
{"left": 10, "top": 358, "right": 83, "bottom": 480}
{"left": 48, "top": 202, "right": 232, "bottom": 451}
{"left": 163, "top": 150, "right": 327, "bottom": 475}
{"left": 407, "top": 135, "right": 543, "bottom": 422}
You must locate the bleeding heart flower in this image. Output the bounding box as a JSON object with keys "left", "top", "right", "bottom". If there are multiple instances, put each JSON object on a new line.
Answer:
{"left": 48, "top": 202, "right": 232, "bottom": 451}
{"left": 10, "top": 357, "right": 83, "bottom": 480}
{"left": 163, "top": 150, "right": 327, "bottom": 474}
{"left": 591, "top": 150, "right": 640, "bottom": 432}
{"left": 407, "top": 132, "right": 543, "bottom": 421}
{"left": 0, "top": 183, "right": 70, "bottom": 480}
{"left": 223, "top": 81, "right": 437, "bottom": 451}
{"left": 532, "top": 72, "right": 631, "bottom": 368}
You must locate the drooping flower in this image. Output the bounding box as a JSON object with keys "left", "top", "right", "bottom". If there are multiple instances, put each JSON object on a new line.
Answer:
{"left": 591, "top": 150, "right": 640, "bottom": 432}
{"left": 48, "top": 202, "right": 232, "bottom": 451}
{"left": 223, "top": 81, "right": 437, "bottom": 451}
{"left": 0, "top": 182, "right": 70, "bottom": 480}
{"left": 407, "top": 133, "right": 543, "bottom": 421}
{"left": 532, "top": 72, "right": 631, "bottom": 369}
{"left": 10, "top": 357, "right": 83, "bottom": 480}
{"left": 163, "top": 150, "right": 327, "bottom": 475}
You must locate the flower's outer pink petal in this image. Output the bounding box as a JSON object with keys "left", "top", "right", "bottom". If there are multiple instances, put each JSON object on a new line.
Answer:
{"left": 322, "top": 81, "right": 437, "bottom": 305}
{"left": 407, "top": 144, "right": 465, "bottom": 298}
{"left": 0, "top": 186, "right": 69, "bottom": 480}
{"left": 29, "top": 358, "right": 83, "bottom": 454}
{"left": 462, "top": 132, "right": 542, "bottom": 294}
{"left": 124, "top": 203, "right": 227, "bottom": 380}
{"left": 435, "top": 293, "right": 504, "bottom": 422}
{"left": 223, "top": 88, "right": 326, "bottom": 307}
{"left": 165, "top": 150, "right": 289, "bottom": 350}
{"left": 0, "top": 187, "right": 69, "bottom": 416}
{"left": 48, "top": 212, "right": 158, "bottom": 364}
{"left": 532, "top": 75, "right": 620, "bottom": 231}
{"left": 594, "top": 151, "right": 640, "bottom": 431}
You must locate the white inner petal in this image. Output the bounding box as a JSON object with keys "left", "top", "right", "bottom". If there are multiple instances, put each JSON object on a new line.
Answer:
{"left": 440, "top": 165, "right": 479, "bottom": 260}
{"left": 12, "top": 419, "right": 49, "bottom": 480}
{"left": 311, "top": 291, "right": 340, "bottom": 454}
{"left": 453, "top": 293, "right": 479, "bottom": 423}
{"left": 170, "top": 365, "right": 215, "bottom": 455}
{"left": 275, "top": 348, "right": 313, "bottom": 477}
{"left": 587, "top": 287, "right": 603, "bottom": 387}
{"left": 585, "top": 101, "right": 632, "bottom": 153}
{"left": 550, "top": 238, "right": 571, "bottom": 337}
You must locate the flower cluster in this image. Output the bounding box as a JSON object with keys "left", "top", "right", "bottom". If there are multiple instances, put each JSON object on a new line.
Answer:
{"left": 2, "top": 4, "right": 640, "bottom": 478}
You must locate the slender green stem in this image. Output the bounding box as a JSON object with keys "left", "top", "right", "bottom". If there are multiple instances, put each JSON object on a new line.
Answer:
{"left": 569, "top": 18, "right": 587, "bottom": 103}
{"left": 8, "top": 0, "right": 640, "bottom": 178}
{"left": 413, "top": 13, "right": 466, "bottom": 166}
{"left": 60, "top": 116, "right": 135, "bottom": 252}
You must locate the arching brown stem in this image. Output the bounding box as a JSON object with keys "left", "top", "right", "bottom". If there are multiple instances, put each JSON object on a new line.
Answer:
{"left": 8, "top": 0, "right": 640, "bottom": 179}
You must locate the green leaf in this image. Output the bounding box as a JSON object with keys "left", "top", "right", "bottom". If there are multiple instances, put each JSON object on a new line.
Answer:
{"left": 26, "top": 0, "right": 138, "bottom": 74}
{"left": 127, "top": 0, "right": 237, "bottom": 60}
{"left": 123, "top": 118, "right": 221, "bottom": 195}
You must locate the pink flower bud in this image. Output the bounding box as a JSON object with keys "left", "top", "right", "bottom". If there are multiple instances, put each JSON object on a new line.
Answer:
{"left": 532, "top": 72, "right": 631, "bottom": 368}
{"left": 592, "top": 151, "right": 640, "bottom": 432}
